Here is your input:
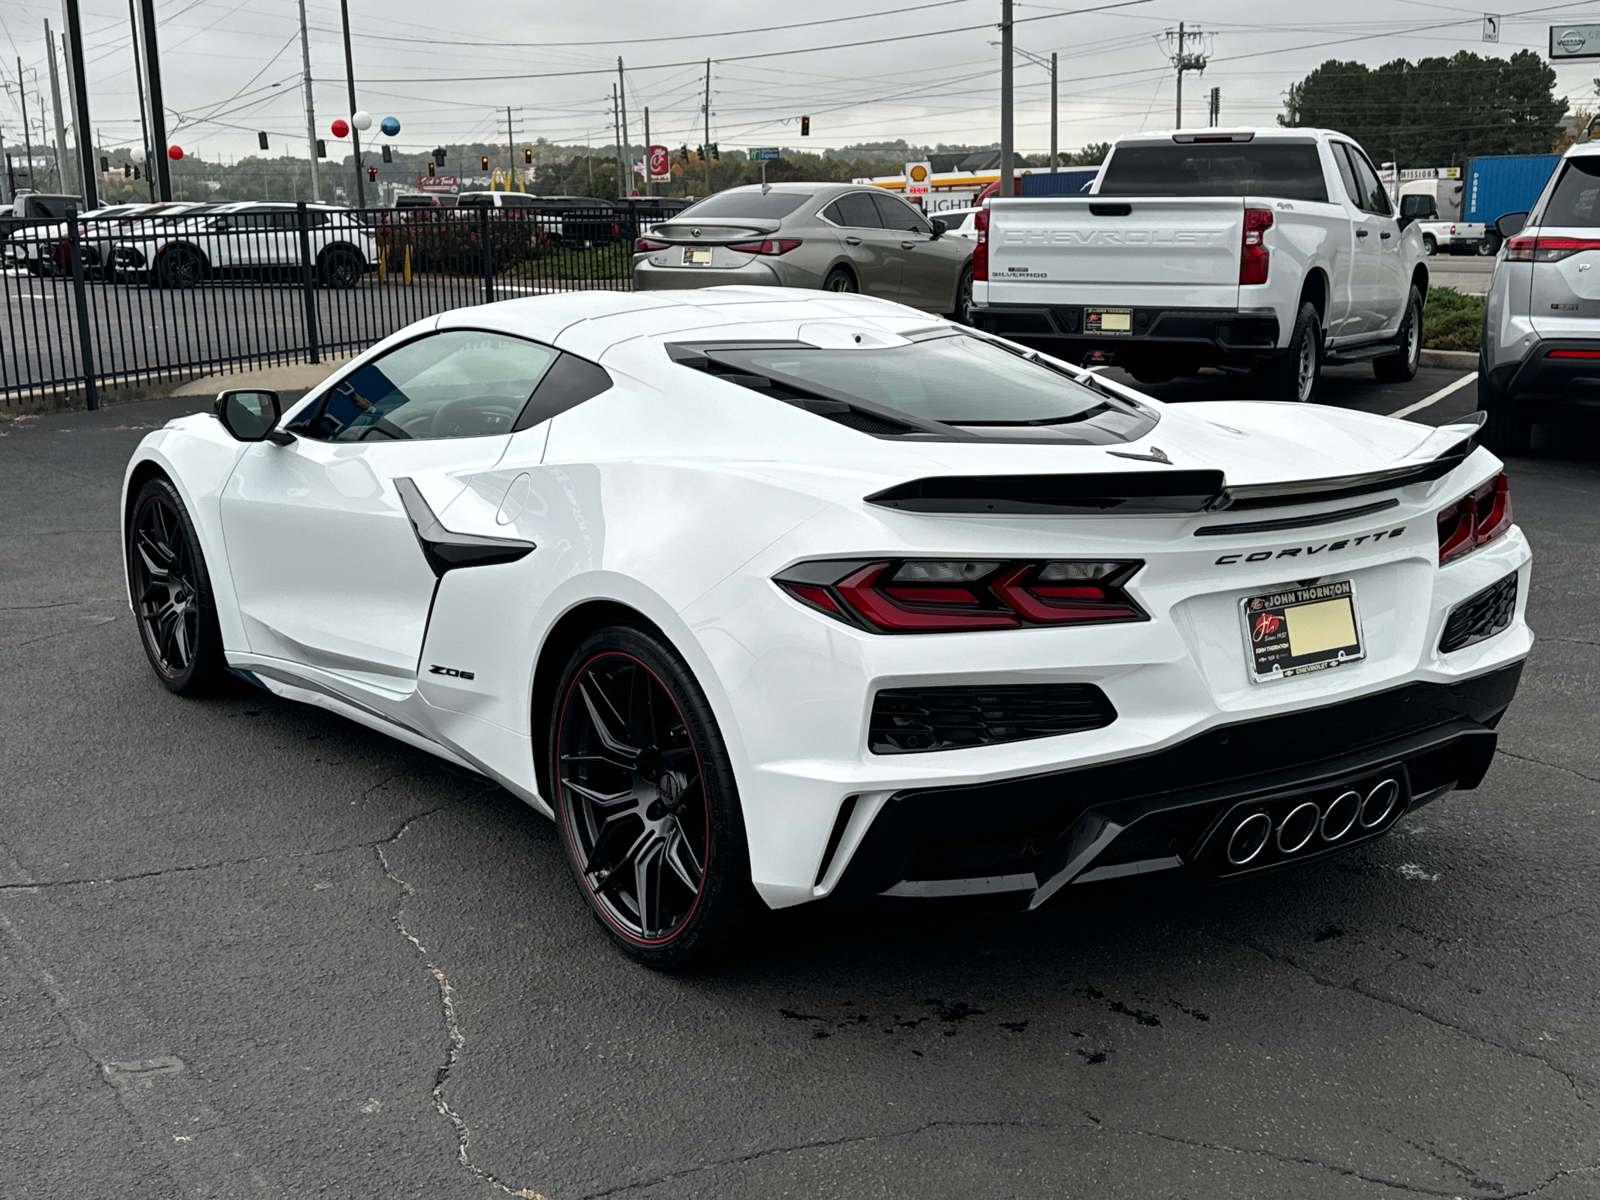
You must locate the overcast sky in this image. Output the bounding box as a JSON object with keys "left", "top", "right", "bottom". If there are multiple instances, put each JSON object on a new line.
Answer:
{"left": 4, "top": 0, "right": 1600, "bottom": 167}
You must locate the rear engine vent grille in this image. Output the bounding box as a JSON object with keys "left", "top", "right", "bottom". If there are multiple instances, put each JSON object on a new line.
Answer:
{"left": 1440, "top": 572, "right": 1518, "bottom": 653}
{"left": 870, "top": 683, "right": 1116, "bottom": 754}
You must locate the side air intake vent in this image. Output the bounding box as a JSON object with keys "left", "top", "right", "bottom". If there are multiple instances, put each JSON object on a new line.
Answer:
{"left": 870, "top": 683, "right": 1116, "bottom": 753}
{"left": 1440, "top": 572, "right": 1517, "bottom": 653}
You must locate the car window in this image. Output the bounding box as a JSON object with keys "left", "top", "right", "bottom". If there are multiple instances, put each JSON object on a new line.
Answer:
{"left": 1346, "top": 147, "right": 1393, "bottom": 216}
{"left": 299, "top": 330, "right": 560, "bottom": 442}
{"left": 1332, "top": 145, "right": 1362, "bottom": 208}
{"left": 676, "top": 190, "right": 810, "bottom": 220}
{"left": 1098, "top": 140, "right": 1329, "bottom": 202}
{"left": 828, "top": 192, "right": 883, "bottom": 228}
{"left": 872, "top": 193, "right": 931, "bottom": 233}
{"left": 1536, "top": 156, "right": 1600, "bottom": 227}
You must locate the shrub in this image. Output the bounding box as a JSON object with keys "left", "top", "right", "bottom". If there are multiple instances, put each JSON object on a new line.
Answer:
{"left": 1422, "top": 286, "right": 1484, "bottom": 352}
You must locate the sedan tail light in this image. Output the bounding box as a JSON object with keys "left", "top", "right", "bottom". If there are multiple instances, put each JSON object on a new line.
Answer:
{"left": 973, "top": 205, "right": 989, "bottom": 282}
{"left": 635, "top": 236, "right": 669, "bottom": 252}
{"left": 774, "top": 558, "right": 1145, "bottom": 633}
{"left": 1438, "top": 472, "right": 1512, "bottom": 565}
{"left": 1239, "top": 207, "right": 1272, "bottom": 285}
{"left": 726, "top": 238, "right": 803, "bottom": 256}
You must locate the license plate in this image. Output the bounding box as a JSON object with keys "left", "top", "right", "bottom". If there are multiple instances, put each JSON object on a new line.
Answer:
{"left": 682, "top": 248, "right": 713, "bottom": 265}
{"left": 1085, "top": 307, "right": 1132, "bottom": 335}
{"left": 1241, "top": 580, "right": 1364, "bottom": 682}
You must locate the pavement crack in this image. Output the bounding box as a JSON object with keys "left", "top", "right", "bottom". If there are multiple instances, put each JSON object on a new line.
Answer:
{"left": 1494, "top": 748, "right": 1600, "bottom": 788}
{"left": 1396, "top": 1134, "right": 1503, "bottom": 1191}
{"left": 1117, "top": 1128, "right": 1459, "bottom": 1195}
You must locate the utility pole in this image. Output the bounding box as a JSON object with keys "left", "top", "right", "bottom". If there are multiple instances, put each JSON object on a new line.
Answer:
{"left": 338, "top": 0, "right": 363, "bottom": 208}
{"left": 14, "top": 62, "right": 36, "bottom": 191}
{"left": 506, "top": 105, "right": 514, "bottom": 182}
{"left": 611, "top": 83, "right": 622, "bottom": 200}
{"left": 0, "top": 122, "right": 12, "bottom": 203}
{"left": 1208, "top": 85, "right": 1220, "bottom": 127}
{"left": 643, "top": 106, "right": 651, "bottom": 198}
{"left": 1166, "top": 22, "right": 1208, "bottom": 130}
{"left": 703, "top": 59, "right": 712, "bottom": 196}
{"left": 999, "top": 0, "right": 1013, "bottom": 199}
{"left": 45, "top": 23, "right": 71, "bottom": 194}
{"left": 125, "top": 0, "right": 154, "bottom": 200}
{"left": 617, "top": 58, "right": 631, "bottom": 198}
{"left": 1050, "top": 51, "right": 1058, "bottom": 171}
{"left": 297, "top": 0, "right": 320, "bottom": 201}
{"left": 135, "top": 0, "right": 170, "bottom": 199}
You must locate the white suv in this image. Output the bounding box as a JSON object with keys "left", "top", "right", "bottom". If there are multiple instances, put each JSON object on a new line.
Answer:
{"left": 113, "top": 202, "right": 377, "bottom": 289}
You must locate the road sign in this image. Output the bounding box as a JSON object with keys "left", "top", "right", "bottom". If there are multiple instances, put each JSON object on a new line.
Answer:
{"left": 648, "top": 144, "right": 670, "bottom": 182}
{"left": 905, "top": 161, "right": 932, "bottom": 196}
{"left": 1551, "top": 24, "right": 1600, "bottom": 57}
{"left": 1483, "top": 14, "right": 1500, "bottom": 43}
{"left": 752, "top": 147, "right": 781, "bottom": 161}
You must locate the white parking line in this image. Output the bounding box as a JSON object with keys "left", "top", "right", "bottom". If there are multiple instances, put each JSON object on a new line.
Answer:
{"left": 1388, "top": 371, "right": 1477, "bottom": 420}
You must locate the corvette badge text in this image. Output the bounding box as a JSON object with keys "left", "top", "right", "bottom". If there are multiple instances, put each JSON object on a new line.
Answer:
{"left": 1215, "top": 527, "right": 1407, "bottom": 565}
{"left": 429, "top": 665, "right": 476, "bottom": 680}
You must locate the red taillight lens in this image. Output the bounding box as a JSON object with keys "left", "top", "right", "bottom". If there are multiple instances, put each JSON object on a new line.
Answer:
{"left": 1240, "top": 206, "right": 1272, "bottom": 286}
{"left": 635, "top": 236, "right": 669, "bottom": 252}
{"left": 1437, "top": 473, "right": 1512, "bottom": 565}
{"left": 727, "top": 238, "right": 803, "bottom": 256}
{"left": 1503, "top": 235, "right": 1536, "bottom": 262}
{"left": 973, "top": 205, "right": 989, "bottom": 282}
{"left": 1503, "top": 235, "right": 1600, "bottom": 263}
{"left": 774, "top": 558, "right": 1145, "bottom": 633}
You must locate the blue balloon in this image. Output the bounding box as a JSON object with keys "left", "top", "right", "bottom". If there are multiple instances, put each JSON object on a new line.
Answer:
{"left": 380, "top": 116, "right": 400, "bottom": 137}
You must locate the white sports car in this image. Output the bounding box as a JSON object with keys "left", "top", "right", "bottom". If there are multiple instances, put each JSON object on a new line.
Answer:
{"left": 123, "top": 287, "right": 1532, "bottom": 967}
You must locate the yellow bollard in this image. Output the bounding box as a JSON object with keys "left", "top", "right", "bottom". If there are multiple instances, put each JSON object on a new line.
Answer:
{"left": 404, "top": 243, "right": 412, "bottom": 286}
{"left": 378, "top": 244, "right": 387, "bottom": 282}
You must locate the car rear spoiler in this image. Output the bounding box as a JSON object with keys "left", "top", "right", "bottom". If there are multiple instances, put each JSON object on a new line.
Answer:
{"left": 865, "top": 417, "right": 1485, "bottom": 517}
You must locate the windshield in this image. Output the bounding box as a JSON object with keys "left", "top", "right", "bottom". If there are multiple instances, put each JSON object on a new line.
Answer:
{"left": 730, "top": 335, "right": 1122, "bottom": 426}
{"left": 1099, "top": 141, "right": 1328, "bottom": 202}
{"left": 676, "top": 190, "right": 810, "bottom": 220}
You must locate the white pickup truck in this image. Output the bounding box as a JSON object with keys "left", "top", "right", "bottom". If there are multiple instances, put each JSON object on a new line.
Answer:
{"left": 970, "top": 128, "right": 1429, "bottom": 402}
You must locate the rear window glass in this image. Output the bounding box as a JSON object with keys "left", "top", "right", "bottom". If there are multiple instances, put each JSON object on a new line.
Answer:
{"left": 725, "top": 335, "right": 1126, "bottom": 427}
{"left": 1539, "top": 157, "right": 1600, "bottom": 227}
{"left": 1099, "top": 141, "right": 1329, "bottom": 202}
{"left": 676, "top": 191, "right": 810, "bottom": 220}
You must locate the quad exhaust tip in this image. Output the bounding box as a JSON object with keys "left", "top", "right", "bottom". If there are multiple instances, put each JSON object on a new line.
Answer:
{"left": 1222, "top": 777, "right": 1401, "bottom": 868}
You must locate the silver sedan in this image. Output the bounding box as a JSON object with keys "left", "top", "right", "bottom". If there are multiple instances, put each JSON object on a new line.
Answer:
{"left": 633, "top": 182, "right": 975, "bottom": 322}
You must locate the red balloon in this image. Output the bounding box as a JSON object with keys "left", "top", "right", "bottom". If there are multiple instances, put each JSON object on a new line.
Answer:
{"left": 331, "top": 118, "right": 349, "bottom": 138}
{"left": 167, "top": 145, "right": 183, "bottom": 161}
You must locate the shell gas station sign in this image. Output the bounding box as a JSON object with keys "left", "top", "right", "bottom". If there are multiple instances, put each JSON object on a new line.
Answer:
{"left": 905, "top": 161, "right": 933, "bottom": 197}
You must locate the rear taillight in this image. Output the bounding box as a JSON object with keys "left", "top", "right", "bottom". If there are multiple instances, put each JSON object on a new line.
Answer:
{"left": 635, "top": 236, "right": 669, "bottom": 252}
{"left": 726, "top": 238, "right": 802, "bottom": 256}
{"left": 973, "top": 205, "right": 989, "bottom": 282}
{"left": 774, "top": 558, "right": 1145, "bottom": 633}
{"left": 1450, "top": 224, "right": 1457, "bottom": 234}
{"left": 1240, "top": 207, "right": 1272, "bottom": 285}
{"left": 1548, "top": 348, "right": 1600, "bottom": 358}
{"left": 1438, "top": 473, "right": 1512, "bottom": 565}
{"left": 1503, "top": 235, "right": 1600, "bottom": 263}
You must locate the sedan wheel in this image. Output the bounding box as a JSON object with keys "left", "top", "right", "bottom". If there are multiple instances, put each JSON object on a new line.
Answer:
{"left": 551, "top": 625, "right": 754, "bottom": 968}
{"left": 823, "top": 267, "right": 857, "bottom": 294}
{"left": 128, "top": 478, "right": 226, "bottom": 694}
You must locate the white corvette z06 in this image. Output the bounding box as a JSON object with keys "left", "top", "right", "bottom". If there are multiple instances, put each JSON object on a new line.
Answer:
{"left": 122, "top": 288, "right": 1531, "bottom": 966}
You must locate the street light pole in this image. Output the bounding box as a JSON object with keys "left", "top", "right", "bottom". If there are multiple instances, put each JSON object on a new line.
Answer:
{"left": 338, "top": 0, "right": 363, "bottom": 208}
{"left": 999, "top": 0, "right": 1013, "bottom": 199}
{"left": 643, "top": 106, "right": 651, "bottom": 198}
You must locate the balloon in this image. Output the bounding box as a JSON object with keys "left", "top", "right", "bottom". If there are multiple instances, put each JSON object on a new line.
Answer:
{"left": 351, "top": 110, "right": 372, "bottom": 131}
{"left": 130, "top": 147, "right": 146, "bottom": 164}
{"left": 167, "top": 145, "right": 183, "bottom": 161}
{"left": 380, "top": 116, "right": 400, "bottom": 137}
{"left": 331, "top": 118, "right": 349, "bottom": 138}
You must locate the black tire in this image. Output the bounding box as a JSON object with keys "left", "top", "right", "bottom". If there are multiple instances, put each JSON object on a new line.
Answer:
{"left": 1422, "top": 234, "right": 1437, "bottom": 256}
{"left": 949, "top": 265, "right": 973, "bottom": 325}
{"left": 1127, "top": 361, "right": 1176, "bottom": 385}
{"left": 318, "top": 245, "right": 364, "bottom": 288}
{"left": 1478, "top": 371, "right": 1530, "bottom": 456}
{"left": 154, "top": 245, "right": 205, "bottom": 289}
{"left": 548, "top": 624, "right": 756, "bottom": 970}
{"left": 127, "top": 477, "right": 228, "bottom": 695}
{"left": 1374, "top": 287, "right": 1423, "bottom": 383}
{"left": 1476, "top": 237, "right": 1495, "bottom": 257}
{"left": 822, "top": 266, "right": 858, "bottom": 294}
{"left": 1259, "top": 301, "right": 1322, "bottom": 403}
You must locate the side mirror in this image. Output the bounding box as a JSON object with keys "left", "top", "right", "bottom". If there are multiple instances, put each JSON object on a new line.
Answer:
{"left": 1495, "top": 211, "right": 1528, "bottom": 239}
{"left": 930, "top": 217, "right": 949, "bottom": 239}
{"left": 215, "top": 389, "right": 292, "bottom": 444}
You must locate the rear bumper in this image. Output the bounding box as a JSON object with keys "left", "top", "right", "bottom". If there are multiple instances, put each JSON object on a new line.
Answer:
{"left": 970, "top": 302, "right": 1281, "bottom": 364}
{"left": 1482, "top": 337, "right": 1600, "bottom": 416}
{"left": 831, "top": 662, "right": 1523, "bottom": 908}
{"left": 633, "top": 258, "right": 782, "bottom": 291}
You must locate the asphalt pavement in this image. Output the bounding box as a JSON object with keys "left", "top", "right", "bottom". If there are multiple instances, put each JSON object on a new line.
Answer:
{"left": 3, "top": 370, "right": 1598, "bottom": 1199}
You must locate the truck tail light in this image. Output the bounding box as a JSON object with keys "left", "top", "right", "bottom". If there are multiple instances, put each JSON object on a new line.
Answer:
{"left": 1504, "top": 235, "right": 1600, "bottom": 263}
{"left": 1240, "top": 207, "right": 1272, "bottom": 285}
{"left": 774, "top": 558, "right": 1145, "bottom": 633}
{"left": 1437, "top": 473, "right": 1511, "bottom": 565}
{"left": 726, "top": 238, "right": 802, "bottom": 256}
{"left": 973, "top": 204, "right": 988, "bottom": 282}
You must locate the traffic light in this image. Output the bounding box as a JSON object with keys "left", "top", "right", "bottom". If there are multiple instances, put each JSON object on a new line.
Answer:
{"left": 710, "top": 143, "right": 719, "bottom": 160}
{"left": 434, "top": 146, "right": 446, "bottom": 164}
{"left": 100, "top": 155, "right": 109, "bottom": 173}
{"left": 680, "top": 144, "right": 690, "bottom": 164}
{"left": 258, "top": 131, "right": 269, "bottom": 151}
{"left": 524, "top": 147, "right": 533, "bottom": 165}
{"left": 695, "top": 145, "right": 705, "bottom": 162}
{"left": 480, "top": 155, "right": 489, "bottom": 170}
{"left": 801, "top": 115, "right": 810, "bottom": 136}
{"left": 427, "top": 161, "right": 436, "bottom": 177}
{"left": 316, "top": 139, "right": 326, "bottom": 158}
{"left": 123, "top": 164, "right": 131, "bottom": 178}
{"left": 381, "top": 144, "right": 392, "bottom": 163}
{"left": 367, "top": 166, "right": 378, "bottom": 182}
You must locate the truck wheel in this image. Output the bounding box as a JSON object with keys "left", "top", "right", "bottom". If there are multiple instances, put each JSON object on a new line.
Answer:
{"left": 1373, "top": 287, "right": 1423, "bottom": 383}
{"left": 1476, "top": 238, "right": 1495, "bottom": 256}
{"left": 1259, "top": 301, "right": 1322, "bottom": 403}
{"left": 1422, "top": 234, "right": 1437, "bottom": 256}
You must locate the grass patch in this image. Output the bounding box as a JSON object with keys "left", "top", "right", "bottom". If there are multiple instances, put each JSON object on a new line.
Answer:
{"left": 501, "top": 244, "right": 633, "bottom": 283}
{"left": 1422, "top": 286, "right": 1484, "bottom": 352}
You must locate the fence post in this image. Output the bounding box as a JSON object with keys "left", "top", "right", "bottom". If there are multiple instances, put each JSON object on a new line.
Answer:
{"left": 297, "top": 201, "right": 320, "bottom": 365}
{"left": 480, "top": 205, "right": 494, "bottom": 304}
{"left": 66, "top": 208, "right": 99, "bottom": 411}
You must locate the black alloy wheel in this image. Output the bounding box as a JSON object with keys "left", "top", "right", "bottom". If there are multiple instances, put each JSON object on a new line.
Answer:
{"left": 319, "top": 245, "right": 364, "bottom": 288}
{"left": 156, "top": 244, "right": 205, "bottom": 289}
{"left": 128, "top": 478, "right": 226, "bottom": 694}
{"left": 550, "top": 625, "right": 753, "bottom": 968}
{"left": 823, "top": 266, "right": 858, "bottom": 294}
{"left": 1374, "top": 286, "right": 1423, "bottom": 382}
{"left": 951, "top": 265, "right": 974, "bottom": 325}
{"left": 1257, "top": 300, "right": 1322, "bottom": 403}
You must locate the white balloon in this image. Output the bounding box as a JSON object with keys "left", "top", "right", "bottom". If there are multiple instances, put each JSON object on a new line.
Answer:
{"left": 131, "top": 147, "right": 146, "bottom": 164}
{"left": 351, "top": 110, "right": 373, "bottom": 132}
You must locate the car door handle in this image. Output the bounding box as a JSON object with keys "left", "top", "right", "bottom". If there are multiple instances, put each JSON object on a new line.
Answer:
{"left": 1356, "top": 229, "right": 1369, "bottom": 238}
{"left": 901, "top": 241, "right": 916, "bottom": 249}
{"left": 845, "top": 236, "right": 862, "bottom": 245}
{"left": 1380, "top": 230, "right": 1392, "bottom": 239}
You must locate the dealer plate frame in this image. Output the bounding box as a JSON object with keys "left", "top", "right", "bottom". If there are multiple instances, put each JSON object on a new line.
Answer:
{"left": 1085, "top": 307, "right": 1133, "bottom": 335}
{"left": 1239, "top": 578, "right": 1366, "bottom": 684}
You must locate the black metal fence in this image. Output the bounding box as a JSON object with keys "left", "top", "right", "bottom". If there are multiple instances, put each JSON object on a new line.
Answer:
{"left": 0, "top": 200, "right": 650, "bottom": 411}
